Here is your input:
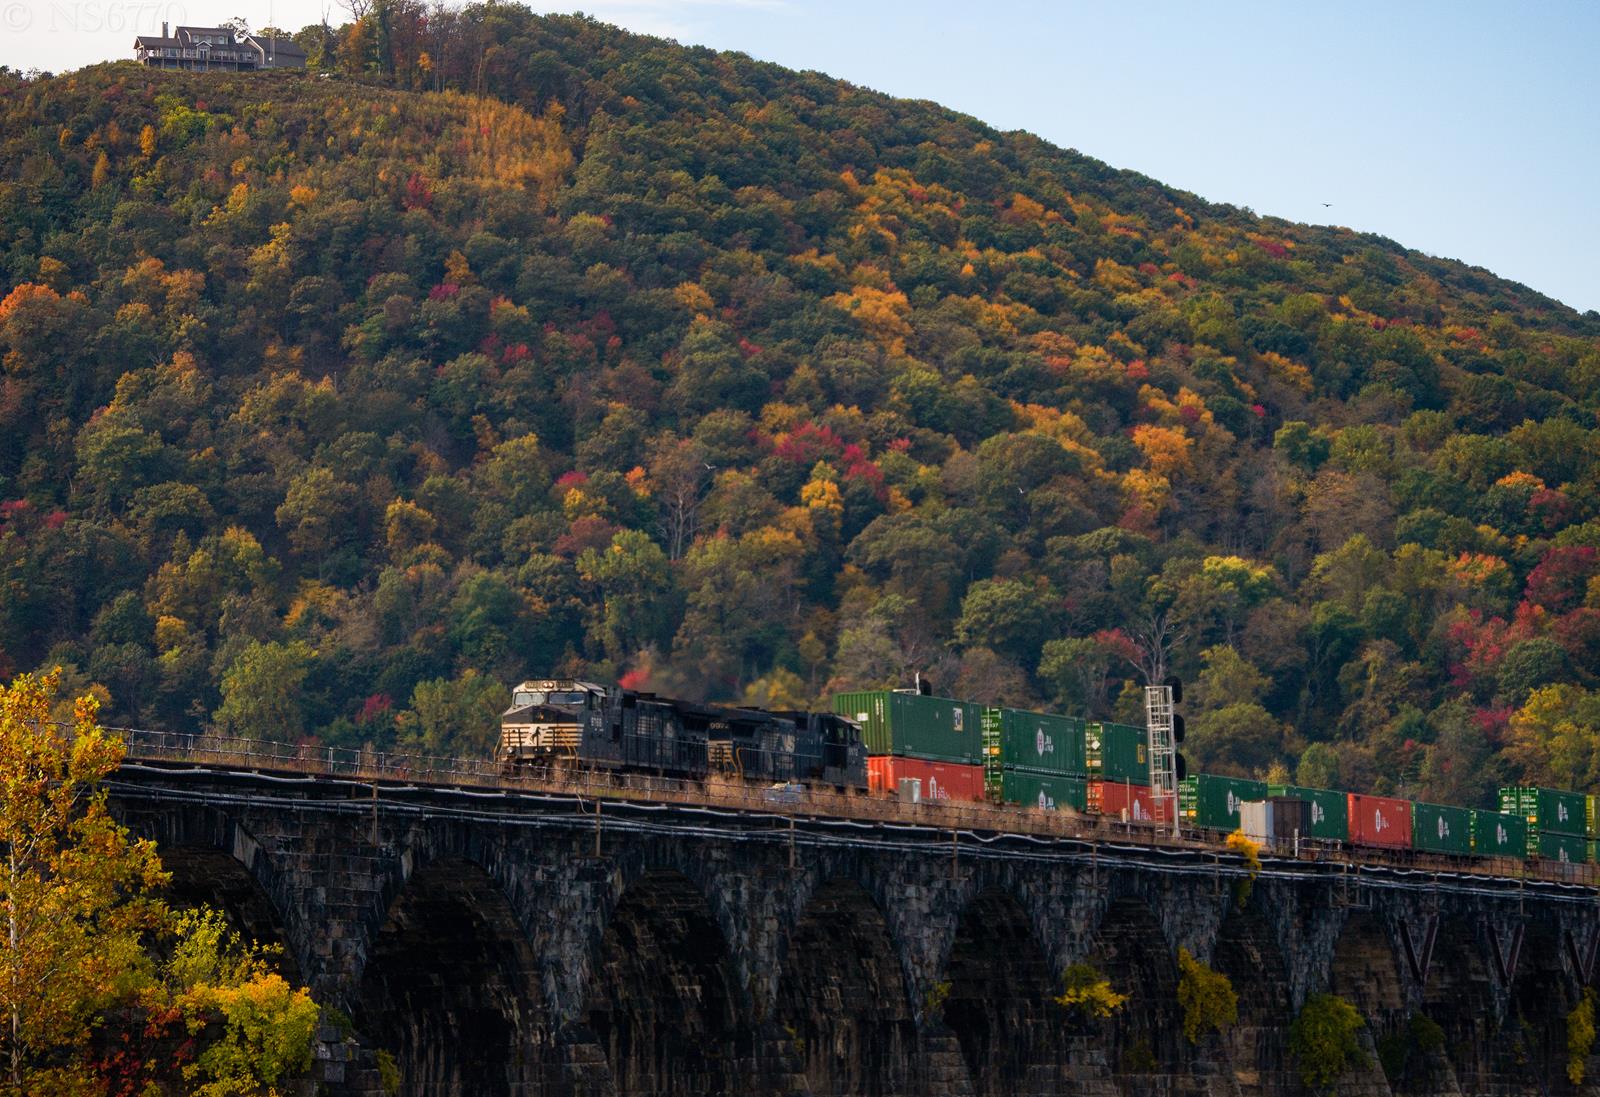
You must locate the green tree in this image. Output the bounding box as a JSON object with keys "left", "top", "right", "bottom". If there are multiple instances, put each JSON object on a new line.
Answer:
{"left": 213, "top": 641, "right": 314, "bottom": 741}
{"left": 396, "top": 670, "right": 507, "bottom": 755}
{"left": 577, "top": 530, "right": 676, "bottom": 666}
{"left": 1289, "top": 993, "right": 1367, "bottom": 1090}
{"left": 1176, "top": 948, "right": 1237, "bottom": 1044}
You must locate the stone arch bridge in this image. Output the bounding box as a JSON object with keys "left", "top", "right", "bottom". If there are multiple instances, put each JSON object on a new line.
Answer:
{"left": 107, "top": 759, "right": 1600, "bottom": 1097}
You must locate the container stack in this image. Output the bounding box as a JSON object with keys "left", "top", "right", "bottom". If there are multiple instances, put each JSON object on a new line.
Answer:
{"left": 1179, "top": 774, "right": 1267, "bottom": 832}
{"left": 1086, "top": 720, "right": 1164, "bottom": 820}
{"left": 1500, "top": 786, "right": 1587, "bottom": 862}
{"left": 986, "top": 707, "right": 1087, "bottom": 812}
{"left": 1590, "top": 795, "right": 1600, "bottom": 863}
{"left": 833, "top": 690, "right": 985, "bottom": 802}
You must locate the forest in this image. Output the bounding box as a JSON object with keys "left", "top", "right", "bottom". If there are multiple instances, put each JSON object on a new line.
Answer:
{"left": 3, "top": 8, "right": 1600, "bottom": 809}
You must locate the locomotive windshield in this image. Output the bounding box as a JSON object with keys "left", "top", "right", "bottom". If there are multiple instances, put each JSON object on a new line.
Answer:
{"left": 512, "top": 689, "right": 589, "bottom": 708}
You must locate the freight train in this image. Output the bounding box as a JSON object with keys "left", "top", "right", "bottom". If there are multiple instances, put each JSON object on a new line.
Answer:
{"left": 498, "top": 679, "right": 1600, "bottom": 868}
{"left": 499, "top": 679, "right": 868, "bottom": 789}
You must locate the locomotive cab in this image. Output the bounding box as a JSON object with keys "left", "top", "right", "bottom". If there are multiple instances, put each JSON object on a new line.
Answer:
{"left": 498, "top": 679, "right": 606, "bottom": 766}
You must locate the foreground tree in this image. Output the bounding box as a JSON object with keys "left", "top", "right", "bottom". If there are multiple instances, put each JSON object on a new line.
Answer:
{"left": 0, "top": 669, "right": 168, "bottom": 1095}
{"left": 0, "top": 671, "right": 320, "bottom": 1096}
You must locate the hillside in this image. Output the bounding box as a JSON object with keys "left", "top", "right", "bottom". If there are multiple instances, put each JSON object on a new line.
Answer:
{"left": 3, "top": 9, "right": 1599, "bottom": 805}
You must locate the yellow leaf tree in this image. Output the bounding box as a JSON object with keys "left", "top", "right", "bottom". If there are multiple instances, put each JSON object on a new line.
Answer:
{"left": 0, "top": 670, "right": 168, "bottom": 1095}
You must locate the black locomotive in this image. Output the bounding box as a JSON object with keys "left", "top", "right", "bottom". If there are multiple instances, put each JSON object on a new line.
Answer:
{"left": 499, "top": 678, "right": 868, "bottom": 791}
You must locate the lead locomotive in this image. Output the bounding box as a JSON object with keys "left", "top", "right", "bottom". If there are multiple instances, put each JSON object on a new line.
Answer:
{"left": 498, "top": 678, "right": 868, "bottom": 791}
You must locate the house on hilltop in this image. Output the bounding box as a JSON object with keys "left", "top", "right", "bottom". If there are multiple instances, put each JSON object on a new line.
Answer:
{"left": 133, "top": 24, "right": 307, "bottom": 71}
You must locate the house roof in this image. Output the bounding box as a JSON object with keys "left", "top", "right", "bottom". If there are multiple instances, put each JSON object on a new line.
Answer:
{"left": 133, "top": 35, "right": 180, "bottom": 48}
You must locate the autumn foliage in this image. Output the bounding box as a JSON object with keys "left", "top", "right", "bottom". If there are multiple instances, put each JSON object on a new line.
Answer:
{"left": 0, "top": 11, "right": 1598, "bottom": 808}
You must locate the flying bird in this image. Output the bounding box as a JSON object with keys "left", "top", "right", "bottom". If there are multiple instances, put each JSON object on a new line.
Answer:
{"left": 1321, "top": 202, "right": 1332, "bottom": 208}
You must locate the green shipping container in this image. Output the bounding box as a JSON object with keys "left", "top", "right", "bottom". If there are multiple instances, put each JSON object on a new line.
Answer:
{"left": 1267, "top": 784, "right": 1349, "bottom": 841}
{"left": 1499, "top": 786, "right": 1586, "bottom": 837}
{"left": 1086, "top": 721, "right": 1149, "bottom": 784}
{"left": 990, "top": 708, "right": 1086, "bottom": 776}
{"left": 833, "top": 691, "right": 984, "bottom": 764}
{"left": 1471, "top": 809, "right": 1527, "bottom": 858}
{"left": 1588, "top": 794, "right": 1599, "bottom": 839}
{"left": 1000, "top": 768, "right": 1087, "bottom": 812}
{"left": 1538, "top": 829, "right": 1588, "bottom": 865}
{"left": 1179, "top": 774, "right": 1268, "bottom": 831}
{"left": 1411, "top": 801, "right": 1473, "bottom": 855}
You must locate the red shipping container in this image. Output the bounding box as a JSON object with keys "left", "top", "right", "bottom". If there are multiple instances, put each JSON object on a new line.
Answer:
{"left": 867, "top": 756, "right": 985, "bottom": 802}
{"left": 1347, "top": 793, "right": 1413, "bottom": 849}
{"left": 1089, "top": 780, "right": 1172, "bottom": 824}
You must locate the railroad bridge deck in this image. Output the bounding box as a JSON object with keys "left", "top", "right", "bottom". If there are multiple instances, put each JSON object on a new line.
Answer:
{"left": 107, "top": 735, "right": 1600, "bottom": 1097}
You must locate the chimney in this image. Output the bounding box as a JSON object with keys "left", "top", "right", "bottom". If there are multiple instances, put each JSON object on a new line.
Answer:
{"left": 162, "top": 21, "right": 168, "bottom": 37}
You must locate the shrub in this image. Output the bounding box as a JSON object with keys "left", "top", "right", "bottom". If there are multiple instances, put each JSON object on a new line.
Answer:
{"left": 1226, "top": 830, "right": 1263, "bottom": 908}
{"left": 1289, "top": 993, "right": 1366, "bottom": 1090}
{"left": 1054, "top": 962, "right": 1127, "bottom": 1020}
{"left": 1569, "top": 988, "right": 1596, "bottom": 1085}
{"left": 1177, "top": 948, "right": 1238, "bottom": 1043}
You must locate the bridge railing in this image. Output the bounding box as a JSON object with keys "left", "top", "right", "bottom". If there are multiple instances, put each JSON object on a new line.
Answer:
{"left": 107, "top": 726, "right": 1600, "bottom": 888}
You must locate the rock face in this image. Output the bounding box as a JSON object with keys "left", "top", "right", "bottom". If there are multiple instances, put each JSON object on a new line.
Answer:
{"left": 109, "top": 768, "right": 1600, "bottom": 1097}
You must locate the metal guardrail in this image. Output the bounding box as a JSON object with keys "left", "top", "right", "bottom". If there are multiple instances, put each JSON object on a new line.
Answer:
{"left": 107, "top": 726, "right": 1600, "bottom": 889}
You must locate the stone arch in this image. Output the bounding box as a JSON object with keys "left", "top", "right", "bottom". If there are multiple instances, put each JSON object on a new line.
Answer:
{"left": 1211, "top": 904, "right": 1294, "bottom": 1097}
{"left": 354, "top": 857, "right": 547, "bottom": 1097}
{"left": 1417, "top": 917, "right": 1500, "bottom": 1092}
{"left": 943, "top": 886, "right": 1065, "bottom": 1097}
{"left": 583, "top": 868, "right": 756, "bottom": 1096}
{"left": 1326, "top": 911, "right": 1405, "bottom": 1090}
{"left": 121, "top": 805, "right": 304, "bottom": 983}
{"left": 1083, "top": 893, "right": 1184, "bottom": 1080}
{"left": 771, "top": 876, "right": 917, "bottom": 1097}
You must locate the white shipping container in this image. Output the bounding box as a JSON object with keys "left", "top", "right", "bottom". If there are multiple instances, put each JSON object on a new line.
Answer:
{"left": 1239, "top": 799, "right": 1271, "bottom": 841}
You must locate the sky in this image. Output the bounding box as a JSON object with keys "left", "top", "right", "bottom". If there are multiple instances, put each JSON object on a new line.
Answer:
{"left": 3, "top": 1, "right": 1597, "bottom": 313}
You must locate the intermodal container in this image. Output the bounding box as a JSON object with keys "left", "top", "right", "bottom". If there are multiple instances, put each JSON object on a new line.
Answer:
{"left": 865, "top": 756, "right": 985, "bottom": 801}
{"left": 1588, "top": 794, "right": 1600, "bottom": 839}
{"left": 834, "top": 691, "right": 984, "bottom": 764}
{"left": 1086, "top": 721, "right": 1149, "bottom": 784}
{"left": 1179, "top": 774, "right": 1269, "bottom": 831}
{"left": 1347, "top": 793, "right": 1413, "bottom": 849}
{"left": 1471, "top": 810, "right": 1527, "bottom": 859}
{"left": 1498, "top": 786, "right": 1586, "bottom": 837}
{"left": 1240, "top": 797, "right": 1312, "bottom": 843}
{"left": 1411, "top": 801, "right": 1473, "bottom": 856}
{"left": 1537, "top": 829, "right": 1589, "bottom": 865}
{"left": 1000, "top": 768, "right": 1087, "bottom": 812}
{"left": 1267, "top": 784, "right": 1349, "bottom": 841}
{"left": 991, "top": 708, "right": 1086, "bottom": 776}
{"left": 1089, "top": 780, "right": 1170, "bottom": 824}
